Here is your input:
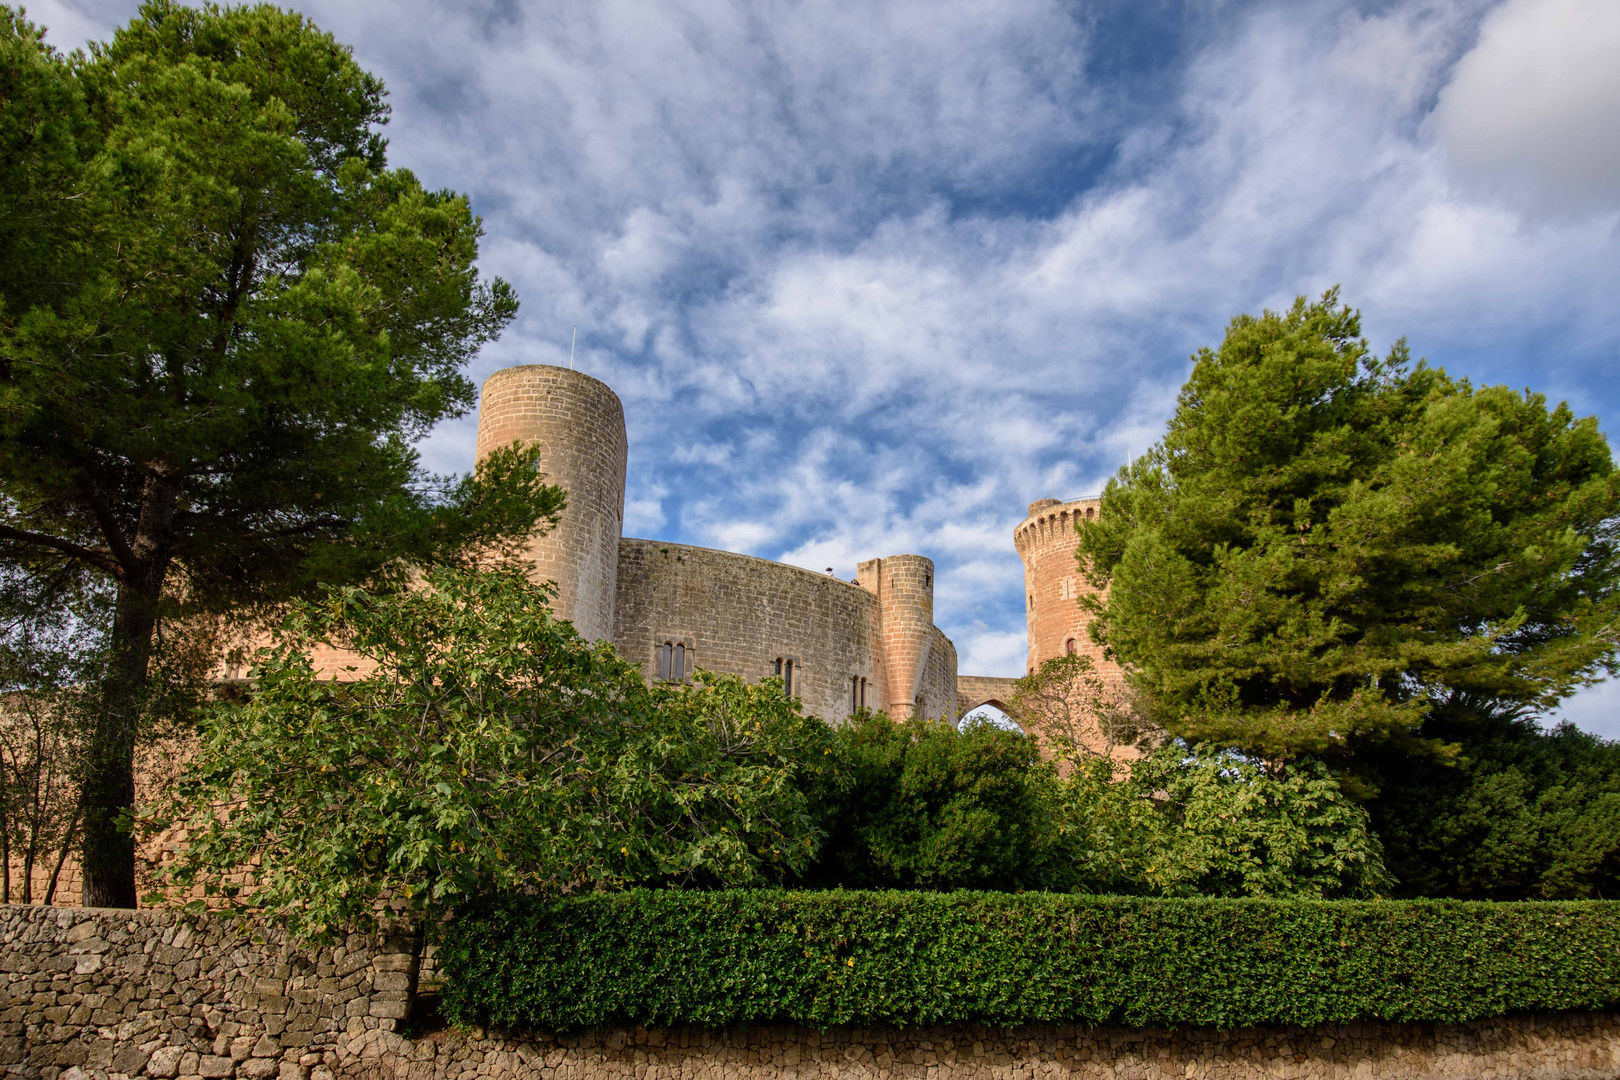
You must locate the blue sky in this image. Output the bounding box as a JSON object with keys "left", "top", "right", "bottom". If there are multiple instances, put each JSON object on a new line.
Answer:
{"left": 36, "top": 0, "right": 1620, "bottom": 734}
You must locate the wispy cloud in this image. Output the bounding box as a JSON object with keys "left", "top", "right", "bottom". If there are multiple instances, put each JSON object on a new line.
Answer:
{"left": 30, "top": 0, "right": 1620, "bottom": 728}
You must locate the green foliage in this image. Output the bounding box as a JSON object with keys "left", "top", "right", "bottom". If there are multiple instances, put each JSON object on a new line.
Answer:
{"left": 0, "top": 1, "right": 559, "bottom": 904}
{"left": 1064, "top": 745, "right": 1391, "bottom": 899}
{"left": 1078, "top": 290, "right": 1620, "bottom": 760}
{"left": 153, "top": 568, "right": 828, "bottom": 940}
{"left": 439, "top": 889, "right": 1620, "bottom": 1032}
{"left": 801, "top": 711, "right": 1074, "bottom": 891}
{"left": 1006, "top": 653, "right": 1155, "bottom": 760}
{"left": 1367, "top": 696, "right": 1620, "bottom": 899}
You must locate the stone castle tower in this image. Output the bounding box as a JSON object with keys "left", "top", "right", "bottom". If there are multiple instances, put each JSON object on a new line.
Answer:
{"left": 467, "top": 364, "right": 959, "bottom": 723}
{"left": 474, "top": 365, "right": 628, "bottom": 641}
{"left": 1014, "top": 497, "right": 1120, "bottom": 681}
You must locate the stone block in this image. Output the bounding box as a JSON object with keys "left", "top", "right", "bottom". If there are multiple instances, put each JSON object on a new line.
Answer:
{"left": 239, "top": 1058, "right": 279, "bottom": 1079}
{"left": 111, "top": 1045, "right": 151, "bottom": 1074}
{"left": 368, "top": 1000, "right": 410, "bottom": 1021}
{"left": 197, "top": 1055, "right": 234, "bottom": 1078}
{"left": 372, "top": 971, "right": 412, "bottom": 993}
{"left": 147, "top": 1045, "right": 185, "bottom": 1077}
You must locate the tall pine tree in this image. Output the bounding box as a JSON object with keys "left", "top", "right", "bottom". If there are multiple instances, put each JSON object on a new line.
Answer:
{"left": 0, "top": 3, "right": 561, "bottom": 906}
{"left": 1079, "top": 291, "right": 1620, "bottom": 763}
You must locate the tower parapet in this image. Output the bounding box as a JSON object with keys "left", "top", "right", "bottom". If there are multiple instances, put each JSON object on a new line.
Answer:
{"left": 475, "top": 365, "right": 628, "bottom": 642}
{"left": 1013, "top": 496, "right": 1117, "bottom": 680}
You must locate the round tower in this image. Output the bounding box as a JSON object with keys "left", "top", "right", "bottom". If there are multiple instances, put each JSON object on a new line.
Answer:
{"left": 858, "top": 554, "right": 936, "bottom": 720}
{"left": 1013, "top": 497, "right": 1118, "bottom": 680}
{"left": 475, "top": 365, "right": 628, "bottom": 642}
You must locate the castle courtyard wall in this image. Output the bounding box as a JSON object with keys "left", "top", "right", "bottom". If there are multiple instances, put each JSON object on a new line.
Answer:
{"left": 4, "top": 904, "right": 1619, "bottom": 1080}
{"left": 612, "top": 539, "right": 883, "bottom": 724}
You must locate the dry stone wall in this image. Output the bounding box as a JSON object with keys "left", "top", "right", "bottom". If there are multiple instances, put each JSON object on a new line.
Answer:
{"left": 3, "top": 905, "right": 1619, "bottom": 1080}
{"left": 369, "top": 1015, "right": 1620, "bottom": 1080}
{"left": 0, "top": 905, "right": 417, "bottom": 1080}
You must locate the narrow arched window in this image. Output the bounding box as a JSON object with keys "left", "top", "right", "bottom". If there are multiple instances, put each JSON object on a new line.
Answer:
{"left": 785, "top": 658, "right": 794, "bottom": 698}
{"left": 656, "top": 641, "right": 685, "bottom": 682}
{"left": 860, "top": 677, "right": 866, "bottom": 708}
{"left": 1065, "top": 638, "right": 1077, "bottom": 655}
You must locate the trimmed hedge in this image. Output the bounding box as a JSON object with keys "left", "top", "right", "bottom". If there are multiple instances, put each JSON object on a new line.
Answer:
{"left": 438, "top": 890, "right": 1620, "bottom": 1032}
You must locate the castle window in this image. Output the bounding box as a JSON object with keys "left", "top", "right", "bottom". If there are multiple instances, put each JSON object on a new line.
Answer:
{"left": 861, "top": 677, "right": 867, "bottom": 708}
{"left": 656, "top": 641, "right": 686, "bottom": 682}
{"left": 775, "top": 657, "right": 795, "bottom": 698}
{"left": 1065, "top": 638, "right": 1077, "bottom": 655}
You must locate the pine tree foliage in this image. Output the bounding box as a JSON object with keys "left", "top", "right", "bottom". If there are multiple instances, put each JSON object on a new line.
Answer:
{"left": 0, "top": 3, "right": 560, "bottom": 905}
{"left": 1078, "top": 291, "right": 1620, "bottom": 760}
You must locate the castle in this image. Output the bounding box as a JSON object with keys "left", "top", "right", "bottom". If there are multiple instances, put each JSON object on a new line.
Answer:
{"left": 336, "top": 362, "right": 1118, "bottom": 724}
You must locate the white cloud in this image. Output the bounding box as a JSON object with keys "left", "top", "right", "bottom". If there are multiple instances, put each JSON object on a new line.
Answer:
{"left": 1432, "top": 0, "right": 1620, "bottom": 215}
{"left": 21, "top": 0, "right": 1620, "bottom": 681}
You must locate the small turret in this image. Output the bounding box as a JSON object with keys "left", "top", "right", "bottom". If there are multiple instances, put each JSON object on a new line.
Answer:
{"left": 858, "top": 554, "right": 936, "bottom": 720}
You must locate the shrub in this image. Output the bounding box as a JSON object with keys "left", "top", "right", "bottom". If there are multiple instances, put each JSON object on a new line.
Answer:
{"left": 1366, "top": 696, "right": 1620, "bottom": 899}
{"left": 439, "top": 890, "right": 1620, "bottom": 1032}
{"left": 1065, "top": 744, "right": 1392, "bottom": 899}
{"left": 800, "top": 711, "right": 1075, "bottom": 891}
{"left": 152, "top": 567, "right": 830, "bottom": 938}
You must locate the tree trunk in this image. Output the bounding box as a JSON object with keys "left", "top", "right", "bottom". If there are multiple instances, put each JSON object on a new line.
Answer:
{"left": 80, "top": 565, "right": 166, "bottom": 908}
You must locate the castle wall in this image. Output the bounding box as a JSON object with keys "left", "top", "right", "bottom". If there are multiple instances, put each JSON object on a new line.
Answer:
{"left": 916, "top": 627, "right": 959, "bottom": 724}
{"left": 613, "top": 539, "right": 884, "bottom": 724}
{"left": 1014, "top": 497, "right": 1118, "bottom": 681}
{"left": 476, "top": 366, "right": 627, "bottom": 643}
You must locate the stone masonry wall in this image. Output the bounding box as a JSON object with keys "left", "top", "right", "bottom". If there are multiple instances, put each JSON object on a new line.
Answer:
{"left": 4, "top": 904, "right": 1619, "bottom": 1080}
{"left": 916, "top": 627, "right": 959, "bottom": 725}
{"left": 613, "top": 539, "right": 883, "bottom": 724}
{"left": 0, "top": 905, "right": 417, "bottom": 1080}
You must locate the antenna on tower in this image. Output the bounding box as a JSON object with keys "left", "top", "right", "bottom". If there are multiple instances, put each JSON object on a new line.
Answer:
{"left": 569, "top": 326, "right": 577, "bottom": 370}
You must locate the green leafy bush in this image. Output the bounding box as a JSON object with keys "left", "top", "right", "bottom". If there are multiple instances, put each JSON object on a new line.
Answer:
{"left": 1367, "top": 696, "right": 1620, "bottom": 899}
{"left": 800, "top": 711, "right": 1075, "bottom": 891}
{"left": 439, "top": 889, "right": 1620, "bottom": 1032}
{"left": 1064, "top": 744, "right": 1392, "bottom": 898}
{"left": 152, "top": 567, "right": 829, "bottom": 938}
